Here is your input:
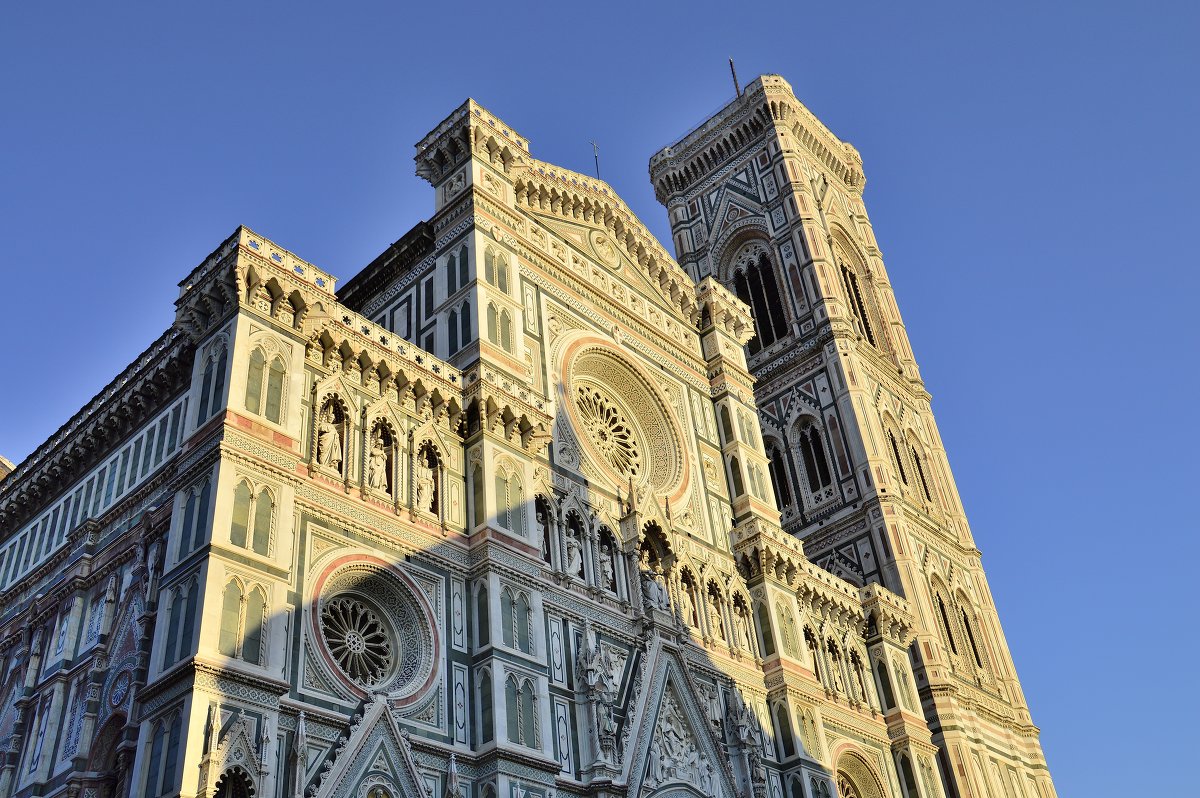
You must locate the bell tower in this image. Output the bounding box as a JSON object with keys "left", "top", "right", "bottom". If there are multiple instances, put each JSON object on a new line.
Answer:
{"left": 651, "top": 75, "right": 1056, "bottom": 798}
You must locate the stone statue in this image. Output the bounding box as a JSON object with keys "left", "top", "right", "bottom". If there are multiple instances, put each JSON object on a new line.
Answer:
{"left": 565, "top": 533, "right": 583, "bottom": 578}
{"left": 641, "top": 566, "right": 669, "bottom": 610}
{"left": 414, "top": 460, "right": 435, "bottom": 513}
{"left": 734, "top": 608, "right": 752, "bottom": 651}
{"left": 598, "top": 545, "right": 615, "bottom": 591}
{"left": 680, "top": 585, "right": 696, "bottom": 627}
{"left": 317, "top": 411, "right": 341, "bottom": 471}
{"left": 366, "top": 434, "right": 389, "bottom": 492}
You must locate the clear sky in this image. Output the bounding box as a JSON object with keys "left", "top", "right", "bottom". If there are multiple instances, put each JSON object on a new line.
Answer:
{"left": 2, "top": 1, "right": 1197, "bottom": 793}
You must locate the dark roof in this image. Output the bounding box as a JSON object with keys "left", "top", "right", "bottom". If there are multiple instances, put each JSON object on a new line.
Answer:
{"left": 337, "top": 221, "right": 435, "bottom": 314}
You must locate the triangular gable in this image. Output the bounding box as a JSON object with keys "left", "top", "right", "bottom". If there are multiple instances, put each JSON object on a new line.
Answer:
{"left": 312, "top": 697, "right": 425, "bottom": 798}
{"left": 623, "top": 640, "right": 737, "bottom": 798}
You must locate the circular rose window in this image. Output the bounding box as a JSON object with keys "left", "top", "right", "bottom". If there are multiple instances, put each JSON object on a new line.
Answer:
{"left": 565, "top": 347, "right": 681, "bottom": 491}
{"left": 314, "top": 562, "right": 435, "bottom": 700}
{"left": 320, "top": 596, "right": 395, "bottom": 688}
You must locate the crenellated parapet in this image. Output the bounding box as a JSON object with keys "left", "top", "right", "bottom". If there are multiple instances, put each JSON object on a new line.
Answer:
{"left": 649, "top": 74, "right": 865, "bottom": 203}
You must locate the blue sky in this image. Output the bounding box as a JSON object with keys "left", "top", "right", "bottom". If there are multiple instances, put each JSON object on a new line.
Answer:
{"left": 2, "top": 2, "right": 1197, "bottom": 792}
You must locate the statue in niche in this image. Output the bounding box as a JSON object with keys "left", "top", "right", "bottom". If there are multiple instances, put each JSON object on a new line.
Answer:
{"left": 414, "top": 446, "right": 437, "bottom": 514}
{"left": 680, "top": 583, "right": 696, "bottom": 627}
{"left": 598, "top": 545, "right": 615, "bottom": 592}
{"left": 565, "top": 533, "right": 583, "bottom": 578}
{"left": 537, "top": 500, "right": 553, "bottom": 564}
{"left": 734, "top": 607, "right": 752, "bottom": 651}
{"left": 366, "top": 431, "right": 390, "bottom": 493}
{"left": 316, "top": 406, "right": 342, "bottom": 471}
{"left": 641, "top": 566, "right": 669, "bottom": 610}
{"left": 708, "top": 592, "right": 725, "bottom": 639}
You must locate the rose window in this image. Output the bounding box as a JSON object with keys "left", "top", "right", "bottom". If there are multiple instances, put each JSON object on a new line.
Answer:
{"left": 575, "top": 385, "right": 641, "bottom": 479}
{"left": 320, "top": 596, "right": 395, "bottom": 688}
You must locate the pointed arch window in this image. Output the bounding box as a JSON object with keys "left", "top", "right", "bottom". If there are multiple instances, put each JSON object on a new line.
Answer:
{"left": 245, "top": 349, "right": 286, "bottom": 423}
{"left": 732, "top": 244, "right": 788, "bottom": 354}
{"left": 888, "top": 431, "right": 908, "bottom": 486}
{"left": 477, "top": 668, "right": 494, "bottom": 744}
{"left": 446, "top": 251, "right": 458, "bottom": 295}
{"left": 460, "top": 300, "right": 471, "bottom": 346}
{"left": 961, "top": 607, "right": 984, "bottom": 669}
{"left": 840, "top": 264, "right": 876, "bottom": 346}
{"left": 219, "top": 580, "right": 268, "bottom": 665}
{"left": 796, "top": 422, "right": 833, "bottom": 496}
{"left": 229, "top": 481, "right": 272, "bottom": 557}
{"left": 499, "top": 309, "right": 512, "bottom": 352}
{"left": 197, "top": 345, "right": 228, "bottom": 425}
{"left": 487, "top": 303, "right": 498, "bottom": 345}
{"left": 500, "top": 587, "right": 533, "bottom": 654}
{"left": 767, "top": 444, "right": 794, "bottom": 509}
{"left": 728, "top": 456, "right": 745, "bottom": 497}
{"left": 458, "top": 245, "right": 469, "bottom": 288}
{"left": 936, "top": 593, "right": 958, "bottom": 655}
{"left": 910, "top": 445, "right": 933, "bottom": 501}
{"left": 448, "top": 309, "right": 459, "bottom": 354}
{"left": 505, "top": 674, "right": 539, "bottom": 748}
{"left": 162, "top": 579, "right": 197, "bottom": 667}
{"left": 495, "top": 472, "right": 526, "bottom": 535}
{"left": 177, "top": 478, "right": 212, "bottom": 559}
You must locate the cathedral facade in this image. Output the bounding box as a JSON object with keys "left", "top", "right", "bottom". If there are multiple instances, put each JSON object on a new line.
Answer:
{"left": 0, "top": 75, "right": 1055, "bottom": 798}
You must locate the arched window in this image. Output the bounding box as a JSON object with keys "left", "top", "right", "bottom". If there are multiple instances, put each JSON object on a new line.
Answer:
{"left": 219, "top": 581, "right": 241, "bottom": 658}
{"left": 245, "top": 350, "right": 265, "bottom": 415}
{"left": 840, "top": 263, "right": 876, "bottom": 346}
{"left": 446, "top": 252, "right": 458, "bottom": 295}
{"left": 177, "top": 479, "right": 212, "bottom": 559}
{"left": 477, "top": 667, "right": 494, "bottom": 744}
{"left": 504, "top": 675, "right": 519, "bottom": 743}
{"left": 230, "top": 482, "right": 272, "bottom": 556}
{"left": 448, "top": 310, "right": 459, "bottom": 353}
{"left": 499, "top": 309, "right": 512, "bottom": 351}
{"left": 500, "top": 588, "right": 515, "bottom": 649}
{"left": 475, "top": 583, "right": 489, "bottom": 649}
{"left": 875, "top": 657, "right": 896, "bottom": 709}
{"left": 961, "top": 607, "right": 984, "bottom": 669}
{"left": 515, "top": 592, "right": 532, "bottom": 653}
{"left": 243, "top": 587, "right": 266, "bottom": 665}
{"left": 194, "top": 480, "right": 211, "bottom": 551}
{"left": 458, "top": 245, "right": 469, "bottom": 288}
{"left": 756, "top": 603, "right": 775, "bottom": 656}
{"left": 936, "top": 593, "right": 958, "bottom": 655}
{"left": 219, "top": 580, "right": 268, "bottom": 665}
{"left": 497, "top": 257, "right": 510, "bottom": 294}
{"left": 731, "top": 243, "right": 788, "bottom": 354}
{"left": 245, "top": 350, "right": 286, "bottom": 423}
{"left": 797, "top": 422, "right": 833, "bottom": 495}
{"left": 773, "top": 703, "right": 796, "bottom": 759}
{"left": 728, "top": 456, "right": 745, "bottom": 497}
{"left": 485, "top": 249, "right": 495, "bottom": 285}
{"left": 719, "top": 406, "right": 735, "bottom": 443}
{"left": 163, "top": 585, "right": 189, "bottom": 668}
{"left": 253, "top": 484, "right": 272, "bottom": 554}
{"left": 767, "top": 444, "right": 794, "bottom": 508}
{"left": 506, "top": 675, "right": 537, "bottom": 747}
{"left": 472, "top": 466, "right": 485, "bottom": 528}
{"left": 888, "top": 431, "right": 908, "bottom": 486}
{"left": 520, "top": 678, "right": 537, "bottom": 748}
{"left": 898, "top": 754, "right": 920, "bottom": 798}
{"left": 495, "top": 471, "right": 524, "bottom": 533}
{"left": 910, "top": 445, "right": 933, "bottom": 501}
{"left": 230, "top": 482, "right": 251, "bottom": 549}
{"left": 197, "top": 345, "right": 227, "bottom": 425}
{"left": 487, "top": 303, "right": 498, "bottom": 344}
{"left": 460, "top": 300, "right": 471, "bottom": 345}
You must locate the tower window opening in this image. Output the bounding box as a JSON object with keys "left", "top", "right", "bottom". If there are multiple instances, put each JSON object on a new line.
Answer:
{"left": 840, "top": 264, "right": 876, "bottom": 346}
{"left": 936, "top": 594, "right": 958, "bottom": 655}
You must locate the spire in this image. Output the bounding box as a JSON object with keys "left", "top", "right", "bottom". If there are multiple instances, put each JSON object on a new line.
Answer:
{"left": 445, "top": 753, "right": 462, "bottom": 798}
